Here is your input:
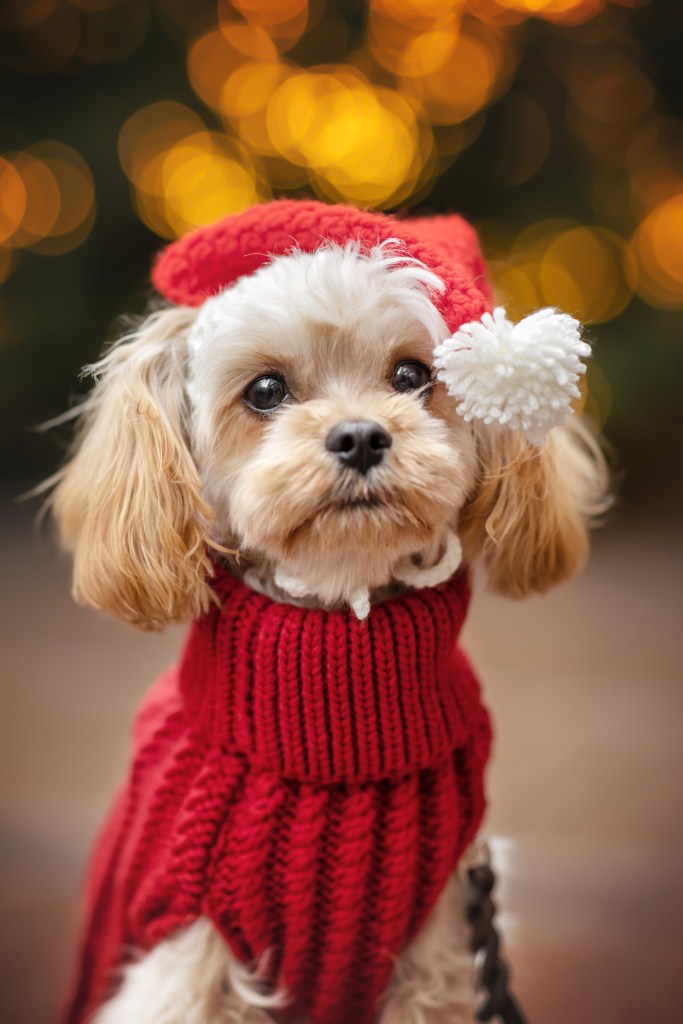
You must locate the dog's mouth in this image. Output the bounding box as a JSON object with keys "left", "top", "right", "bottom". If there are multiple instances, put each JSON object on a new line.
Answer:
{"left": 333, "top": 496, "right": 384, "bottom": 511}
{"left": 284, "top": 492, "right": 387, "bottom": 548}
{"left": 282, "top": 484, "right": 433, "bottom": 556}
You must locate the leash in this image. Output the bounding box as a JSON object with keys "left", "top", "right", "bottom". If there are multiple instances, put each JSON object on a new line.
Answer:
{"left": 464, "top": 848, "right": 529, "bottom": 1024}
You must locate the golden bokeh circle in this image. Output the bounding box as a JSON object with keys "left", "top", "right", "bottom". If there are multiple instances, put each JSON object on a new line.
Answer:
{"left": 540, "top": 226, "right": 632, "bottom": 323}
{"left": 631, "top": 194, "right": 683, "bottom": 309}
{"left": 118, "top": 101, "right": 205, "bottom": 188}
{"left": 26, "top": 142, "right": 96, "bottom": 243}
{"left": 0, "top": 158, "right": 27, "bottom": 244}
{"left": 6, "top": 152, "right": 61, "bottom": 246}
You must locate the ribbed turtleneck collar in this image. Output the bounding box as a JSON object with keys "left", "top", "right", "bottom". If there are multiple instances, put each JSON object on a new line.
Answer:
{"left": 179, "top": 567, "right": 475, "bottom": 785}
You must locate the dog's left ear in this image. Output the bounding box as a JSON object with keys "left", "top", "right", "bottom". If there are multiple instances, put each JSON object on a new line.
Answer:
{"left": 50, "top": 305, "right": 216, "bottom": 630}
{"left": 459, "top": 419, "right": 610, "bottom": 598}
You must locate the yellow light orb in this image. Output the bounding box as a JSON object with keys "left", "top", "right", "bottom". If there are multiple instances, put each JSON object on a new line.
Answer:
{"left": 488, "top": 260, "right": 542, "bottom": 320}
{"left": 401, "top": 25, "right": 512, "bottom": 125}
{"left": 266, "top": 72, "right": 337, "bottom": 166}
{"left": 187, "top": 29, "right": 249, "bottom": 112}
{"left": 220, "top": 0, "right": 309, "bottom": 49}
{"left": 539, "top": 226, "right": 632, "bottom": 323}
{"left": 398, "top": 27, "right": 460, "bottom": 77}
{"left": 368, "top": 5, "right": 460, "bottom": 77}
{"left": 159, "top": 133, "right": 267, "bottom": 238}
{"left": 512, "top": 218, "right": 580, "bottom": 260}
{"left": 221, "top": 60, "right": 290, "bottom": 119}
{"left": 118, "top": 101, "right": 205, "bottom": 187}
{"left": 631, "top": 194, "right": 683, "bottom": 309}
{"left": 266, "top": 69, "right": 428, "bottom": 207}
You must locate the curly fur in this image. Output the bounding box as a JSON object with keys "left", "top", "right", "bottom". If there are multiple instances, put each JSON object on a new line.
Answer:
{"left": 48, "top": 307, "right": 216, "bottom": 629}
{"left": 460, "top": 417, "right": 610, "bottom": 597}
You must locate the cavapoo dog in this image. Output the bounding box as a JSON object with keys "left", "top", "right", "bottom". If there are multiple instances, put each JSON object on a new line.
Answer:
{"left": 49, "top": 201, "right": 608, "bottom": 1024}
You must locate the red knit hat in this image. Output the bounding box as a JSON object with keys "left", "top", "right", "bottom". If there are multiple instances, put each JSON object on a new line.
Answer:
{"left": 151, "top": 199, "right": 493, "bottom": 333}
{"left": 152, "top": 201, "right": 591, "bottom": 446}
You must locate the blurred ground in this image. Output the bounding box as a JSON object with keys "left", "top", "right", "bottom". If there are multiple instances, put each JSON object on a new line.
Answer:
{"left": 1, "top": 501, "right": 682, "bottom": 1024}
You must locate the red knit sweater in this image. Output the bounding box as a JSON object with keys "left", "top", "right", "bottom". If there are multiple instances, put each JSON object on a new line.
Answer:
{"left": 64, "top": 568, "right": 491, "bottom": 1024}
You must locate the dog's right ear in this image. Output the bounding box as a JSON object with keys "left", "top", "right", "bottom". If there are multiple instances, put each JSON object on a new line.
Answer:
{"left": 459, "top": 418, "right": 610, "bottom": 598}
{"left": 49, "top": 306, "right": 216, "bottom": 630}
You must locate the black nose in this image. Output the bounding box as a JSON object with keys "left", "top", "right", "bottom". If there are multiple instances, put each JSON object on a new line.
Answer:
{"left": 325, "top": 420, "right": 392, "bottom": 474}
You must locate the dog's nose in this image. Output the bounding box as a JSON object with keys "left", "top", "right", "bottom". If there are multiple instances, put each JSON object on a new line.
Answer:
{"left": 325, "top": 420, "right": 392, "bottom": 474}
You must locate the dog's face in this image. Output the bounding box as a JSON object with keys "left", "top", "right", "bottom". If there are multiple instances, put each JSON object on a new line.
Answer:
{"left": 51, "top": 241, "right": 606, "bottom": 629}
{"left": 185, "top": 244, "right": 476, "bottom": 606}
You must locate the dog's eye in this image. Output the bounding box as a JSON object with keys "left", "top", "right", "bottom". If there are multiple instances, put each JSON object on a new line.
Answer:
{"left": 392, "top": 361, "right": 432, "bottom": 393}
{"left": 244, "top": 376, "right": 288, "bottom": 412}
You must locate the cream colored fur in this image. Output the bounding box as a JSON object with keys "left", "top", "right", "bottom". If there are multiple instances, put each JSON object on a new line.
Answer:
{"left": 49, "top": 307, "right": 217, "bottom": 629}
{"left": 91, "top": 916, "right": 288, "bottom": 1024}
{"left": 50, "top": 240, "right": 610, "bottom": 1021}
{"left": 377, "top": 871, "right": 479, "bottom": 1023}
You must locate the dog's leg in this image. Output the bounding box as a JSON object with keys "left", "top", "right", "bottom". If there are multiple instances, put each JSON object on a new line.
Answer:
{"left": 376, "top": 869, "right": 478, "bottom": 1024}
{"left": 92, "top": 916, "right": 289, "bottom": 1024}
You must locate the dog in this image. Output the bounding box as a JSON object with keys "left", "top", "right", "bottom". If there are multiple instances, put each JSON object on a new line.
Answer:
{"left": 49, "top": 201, "right": 609, "bottom": 1024}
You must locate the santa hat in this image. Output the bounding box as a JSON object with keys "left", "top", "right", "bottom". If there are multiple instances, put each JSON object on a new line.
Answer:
{"left": 152, "top": 199, "right": 589, "bottom": 445}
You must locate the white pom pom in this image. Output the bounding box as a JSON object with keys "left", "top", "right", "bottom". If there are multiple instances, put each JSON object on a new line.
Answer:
{"left": 433, "top": 307, "right": 590, "bottom": 445}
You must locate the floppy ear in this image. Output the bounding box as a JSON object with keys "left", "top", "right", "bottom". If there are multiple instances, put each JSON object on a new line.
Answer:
{"left": 50, "top": 305, "right": 216, "bottom": 630}
{"left": 460, "top": 418, "right": 610, "bottom": 598}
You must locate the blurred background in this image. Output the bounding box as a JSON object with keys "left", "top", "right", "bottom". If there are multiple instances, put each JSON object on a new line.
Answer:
{"left": 1, "top": 1, "right": 682, "bottom": 1022}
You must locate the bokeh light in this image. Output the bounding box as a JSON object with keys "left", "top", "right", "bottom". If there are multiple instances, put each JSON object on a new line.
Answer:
{"left": 0, "top": 158, "right": 27, "bottom": 244}
{"left": 221, "top": 60, "right": 291, "bottom": 120}
{"left": 582, "top": 358, "right": 612, "bottom": 431}
{"left": 0, "top": 142, "right": 96, "bottom": 263}
{"left": 493, "top": 0, "right": 608, "bottom": 24}
{"left": 266, "top": 69, "right": 431, "bottom": 206}
{"left": 566, "top": 51, "right": 655, "bottom": 125}
{"left": 22, "top": 142, "right": 96, "bottom": 254}
{"left": 398, "top": 21, "right": 517, "bottom": 125}
{"left": 627, "top": 116, "right": 683, "bottom": 213}
{"left": 3, "top": 0, "right": 150, "bottom": 74}
{"left": 489, "top": 220, "right": 632, "bottom": 324}
{"left": 1, "top": 0, "right": 677, "bottom": 328}
{"left": 119, "top": 103, "right": 267, "bottom": 238}
{"left": 161, "top": 132, "right": 265, "bottom": 236}
{"left": 118, "top": 101, "right": 206, "bottom": 189}
{"left": 540, "top": 227, "right": 632, "bottom": 323}
{"left": 6, "top": 152, "right": 61, "bottom": 246}
{"left": 631, "top": 194, "right": 683, "bottom": 310}
{"left": 221, "top": 0, "right": 309, "bottom": 49}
